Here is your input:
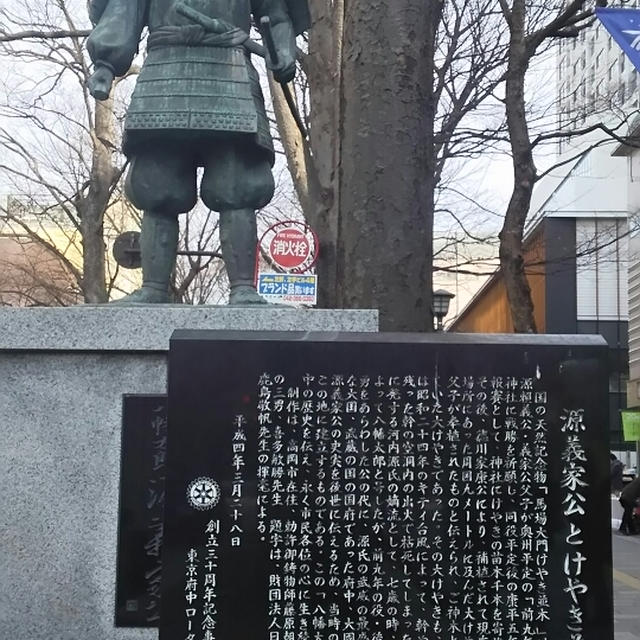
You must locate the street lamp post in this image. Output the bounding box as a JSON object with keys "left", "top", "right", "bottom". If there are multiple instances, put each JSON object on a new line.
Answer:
{"left": 432, "top": 289, "right": 455, "bottom": 331}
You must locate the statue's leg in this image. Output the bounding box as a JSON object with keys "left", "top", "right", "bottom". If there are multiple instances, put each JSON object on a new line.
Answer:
{"left": 134, "top": 211, "right": 179, "bottom": 302}
{"left": 116, "top": 147, "right": 197, "bottom": 304}
{"left": 218, "top": 208, "right": 263, "bottom": 305}
{"left": 201, "top": 141, "right": 275, "bottom": 306}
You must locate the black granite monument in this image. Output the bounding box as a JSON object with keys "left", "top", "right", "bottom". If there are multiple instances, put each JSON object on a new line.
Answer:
{"left": 160, "top": 331, "right": 613, "bottom": 640}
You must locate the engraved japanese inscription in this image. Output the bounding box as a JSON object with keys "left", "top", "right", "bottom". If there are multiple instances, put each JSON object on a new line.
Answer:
{"left": 116, "top": 394, "right": 168, "bottom": 627}
{"left": 161, "top": 332, "right": 613, "bottom": 640}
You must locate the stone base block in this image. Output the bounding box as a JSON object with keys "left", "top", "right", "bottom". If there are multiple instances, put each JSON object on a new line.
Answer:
{"left": 0, "top": 306, "right": 377, "bottom": 640}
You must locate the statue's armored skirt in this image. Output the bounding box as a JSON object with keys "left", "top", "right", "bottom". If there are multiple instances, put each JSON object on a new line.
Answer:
{"left": 123, "top": 44, "right": 274, "bottom": 163}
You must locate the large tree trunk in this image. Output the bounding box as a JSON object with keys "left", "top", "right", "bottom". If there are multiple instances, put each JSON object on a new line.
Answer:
{"left": 80, "top": 96, "right": 115, "bottom": 303}
{"left": 336, "top": 0, "right": 439, "bottom": 331}
{"left": 500, "top": 0, "right": 537, "bottom": 333}
{"left": 305, "top": 0, "right": 344, "bottom": 307}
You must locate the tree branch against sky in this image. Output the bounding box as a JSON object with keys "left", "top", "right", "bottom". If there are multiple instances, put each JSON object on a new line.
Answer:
{"left": 0, "top": 0, "right": 122, "bottom": 302}
{"left": 497, "top": 0, "right": 637, "bottom": 333}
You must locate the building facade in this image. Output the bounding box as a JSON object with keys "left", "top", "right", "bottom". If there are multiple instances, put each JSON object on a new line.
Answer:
{"left": 557, "top": 10, "right": 639, "bottom": 145}
{"left": 451, "top": 139, "right": 632, "bottom": 455}
{"left": 612, "top": 121, "right": 640, "bottom": 470}
{"left": 0, "top": 194, "right": 141, "bottom": 305}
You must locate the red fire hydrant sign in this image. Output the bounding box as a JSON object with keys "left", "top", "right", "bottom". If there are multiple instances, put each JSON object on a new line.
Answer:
{"left": 268, "top": 228, "right": 311, "bottom": 269}
{"left": 256, "top": 221, "right": 319, "bottom": 306}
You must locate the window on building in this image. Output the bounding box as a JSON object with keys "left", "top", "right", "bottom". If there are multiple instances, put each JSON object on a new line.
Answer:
{"left": 610, "top": 371, "right": 629, "bottom": 394}
{"left": 596, "top": 79, "right": 605, "bottom": 108}
{"left": 576, "top": 218, "right": 629, "bottom": 321}
{"left": 630, "top": 151, "right": 640, "bottom": 182}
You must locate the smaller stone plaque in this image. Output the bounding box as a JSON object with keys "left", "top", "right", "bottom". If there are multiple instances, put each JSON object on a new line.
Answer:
{"left": 115, "top": 394, "right": 167, "bottom": 627}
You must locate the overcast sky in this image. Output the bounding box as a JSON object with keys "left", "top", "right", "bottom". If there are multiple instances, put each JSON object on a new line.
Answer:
{"left": 0, "top": 2, "right": 565, "bottom": 237}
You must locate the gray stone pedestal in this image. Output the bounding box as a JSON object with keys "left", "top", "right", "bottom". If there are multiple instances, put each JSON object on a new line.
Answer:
{"left": 0, "top": 306, "right": 377, "bottom": 640}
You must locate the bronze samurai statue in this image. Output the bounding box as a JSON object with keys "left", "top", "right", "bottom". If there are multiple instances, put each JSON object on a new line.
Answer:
{"left": 87, "top": 0, "right": 309, "bottom": 304}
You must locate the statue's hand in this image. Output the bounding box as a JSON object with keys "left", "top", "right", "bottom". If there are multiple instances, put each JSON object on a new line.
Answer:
{"left": 265, "top": 20, "right": 296, "bottom": 84}
{"left": 270, "top": 51, "right": 296, "bottom": 84}
{"left": 88, "top": 64, "right": 115, "bottom": 101}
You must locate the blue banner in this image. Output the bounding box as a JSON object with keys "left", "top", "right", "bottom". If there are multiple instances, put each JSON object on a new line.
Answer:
{"left": 596, "top": 7, "right": 640, "bottom": 72}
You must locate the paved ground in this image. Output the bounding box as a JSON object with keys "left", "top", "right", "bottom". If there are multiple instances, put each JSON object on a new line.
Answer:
{"left": 612, "top": 497, "right": 640, "bottom": 640}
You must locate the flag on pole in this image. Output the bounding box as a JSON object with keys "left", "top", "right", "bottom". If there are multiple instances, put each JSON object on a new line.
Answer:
{"left": 596, "top": 7, "right": 640, "bottom": 72}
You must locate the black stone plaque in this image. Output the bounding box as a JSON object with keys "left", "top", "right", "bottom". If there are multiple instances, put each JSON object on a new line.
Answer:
{"left": 116, "top": 394, "right": 167, "bottom": 627}
{"left": 162, "top": 331, "right": 613, "bottom": 640}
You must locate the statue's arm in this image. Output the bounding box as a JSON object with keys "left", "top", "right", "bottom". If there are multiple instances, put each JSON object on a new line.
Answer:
{"left": 251, "top": 0, "right": 296, "bottom": 83}
{"left": 86, "top": 0, "right": 148, "bottom": 100}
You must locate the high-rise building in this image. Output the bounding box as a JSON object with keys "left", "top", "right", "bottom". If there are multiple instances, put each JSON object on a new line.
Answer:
{"left": 557, "top": 11, "right": 640, "bottom": 142}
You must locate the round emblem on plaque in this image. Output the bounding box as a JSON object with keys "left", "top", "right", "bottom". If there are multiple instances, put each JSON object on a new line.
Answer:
{"left": 187, "top": 477, "right": 221, "bottom": 511}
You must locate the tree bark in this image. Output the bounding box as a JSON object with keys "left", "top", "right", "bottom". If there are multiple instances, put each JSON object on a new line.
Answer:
{"left": 80, "top": 96, "right": 115, "bottom": 303}
{"left": 499, "top": 0, "right": 537, "bottom": 333}
{"left": 337, "top": 0, "right": 440, "bottom": 331}
{"left": 303, "top": 0, "right": 344, "bottom": 307}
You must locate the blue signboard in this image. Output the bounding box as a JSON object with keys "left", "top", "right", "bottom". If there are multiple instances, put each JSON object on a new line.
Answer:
{"left": 257, "top": 272, "right": 317, "bottom": 305}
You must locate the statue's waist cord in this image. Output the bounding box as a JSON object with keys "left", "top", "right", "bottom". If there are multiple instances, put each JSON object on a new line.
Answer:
{"left": 148, "top": 25, "right": 249, "bottom": 50}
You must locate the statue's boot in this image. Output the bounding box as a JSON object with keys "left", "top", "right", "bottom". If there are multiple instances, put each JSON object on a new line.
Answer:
{"left": 220, "top": 208, "right": 268, "bottom": 306}
{"left": 113, "top": 211, "right": 178, "bottom": 304}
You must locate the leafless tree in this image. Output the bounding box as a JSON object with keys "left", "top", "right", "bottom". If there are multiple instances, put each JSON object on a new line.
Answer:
{"left": 5, "top": 0, "right": 563, "bottom": 325}
{"left": 494, "top": 0, "right": 635, "bottom": 332}
{"left": 0, "top": 0, "right": 125, "bottom": 303}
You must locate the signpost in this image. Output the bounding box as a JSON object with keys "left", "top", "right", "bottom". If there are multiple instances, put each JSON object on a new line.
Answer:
{"left": 256, "top": 221, "right": 319, "bottom": 306}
